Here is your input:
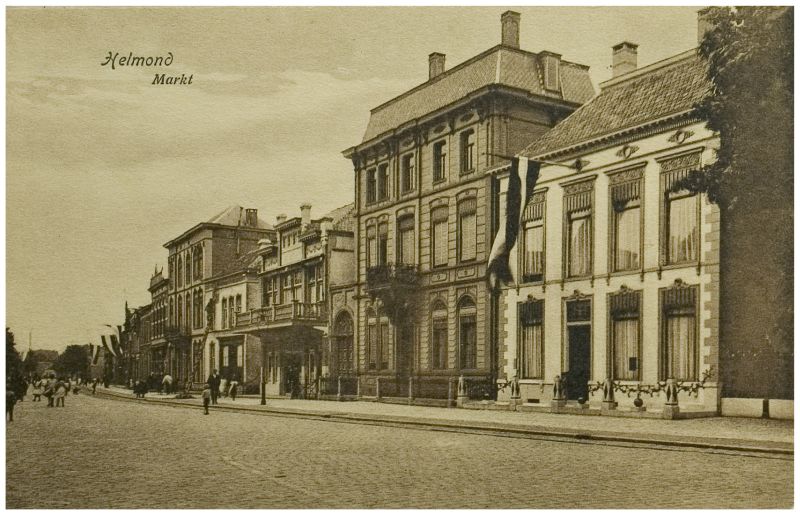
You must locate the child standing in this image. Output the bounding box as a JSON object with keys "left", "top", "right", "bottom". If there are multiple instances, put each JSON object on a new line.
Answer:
{"left": 201, "top": 383, "right": 211, "bottom": 415}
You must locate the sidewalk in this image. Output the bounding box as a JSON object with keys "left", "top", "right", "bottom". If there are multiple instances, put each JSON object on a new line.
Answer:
{"left": 97, "top": 386, "right": 793, "bottom": 454}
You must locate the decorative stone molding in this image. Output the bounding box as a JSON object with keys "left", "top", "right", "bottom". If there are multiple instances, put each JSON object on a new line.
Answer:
{"left": 562, "top": 179, "right": 595, "bottom": 196}
{"left": 615, "top": 144, "right": 639, "bottom": 159}
{"left": 667, "top": 128, "right": 694, "bottom": 144}
{"left": 608, "top": 165, "right": 645, "bottom": 184}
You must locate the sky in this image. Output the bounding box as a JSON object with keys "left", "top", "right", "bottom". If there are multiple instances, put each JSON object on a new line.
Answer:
{"left": 6, "top": 6, "right": 701, "bottom": 351}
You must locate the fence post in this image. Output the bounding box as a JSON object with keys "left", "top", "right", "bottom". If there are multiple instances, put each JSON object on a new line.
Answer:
{"left": 551, "top": 375, "right": 567, "bottom": 409}
{"left": 336, "top": 375, "right": 342, "bottom": 402}
{"left": 662, "top": 378, "right": 680, "bottom": 419}
{"left": 316, "top": 376, "right": 321, "bottom": 400}
{"left": 601, "top": 378, "right": 617, "bottom": 411}
{"left": 456, "top": 375, "right": 467, "bottom": 408}
{"left": 447, "top": 377, "right": 454, "bottom": 408}
{"left": 408, "top": 375, "right": 414, "bottom": 405}
{"left": 376, "top": 377, "right": 381, "bottom": 401}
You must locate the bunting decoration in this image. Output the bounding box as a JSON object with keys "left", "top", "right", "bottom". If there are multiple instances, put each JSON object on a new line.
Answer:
{"left": 487, "top": 157, "right": 541, "bottom": 290}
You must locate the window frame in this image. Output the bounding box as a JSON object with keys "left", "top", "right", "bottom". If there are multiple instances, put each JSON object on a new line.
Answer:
{"left": 377, "top": 163, "right": 389, "bottom": 201}
{"left": 366, "top": 168, "right": 377, "bottom": 204}
{"left": 457, "top": 296, "right": 477, "bottom": 370}
{"left": 459, "top": 129, "right": 476, "bottom": 174}
{"left": 433, "top": 140, "right": 447, "bottom": 183}
{"left": 518, "top": 298, "right": 544, "bottom": 379}
{"left": 658, "top": 151, "right": 703, "bottom": 268}
{"left": 607, "top": 289, "right": 642, "bottom": 381}
{"left": 520, "top": 190, "right": 546, "bottom": 284}
{"left": 457, "top": 198, "right": 477, "bottom": 263}
{"left": 562, "top": 179, "right": 595, "bottom": 280}
{"left": 430, "top": 300, "right": 449, "bottom": 370}
{"left": 397, "top": 215, "right": 415, "bottom": 265}
{"left": 659, "top": 282, "right": 700, "bottom": 381}
{"left": 401, "top": 153, "right": 415, "bottom": 193}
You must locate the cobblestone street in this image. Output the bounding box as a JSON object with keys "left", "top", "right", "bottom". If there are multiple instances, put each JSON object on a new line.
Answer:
{"left": 6, "top": 393, "right": 793, "bottom": 509}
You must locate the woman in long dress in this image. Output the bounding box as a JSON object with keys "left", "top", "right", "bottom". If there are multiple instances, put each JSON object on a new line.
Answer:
{"left": 31, "top": 378, "right": 43, "bottom": 402}
{"left": 53, "top": 379, "right": 67, "bottom": 407}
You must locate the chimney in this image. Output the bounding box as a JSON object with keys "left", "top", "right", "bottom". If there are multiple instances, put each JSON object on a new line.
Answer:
{"left": 697, "top": 7, "right": 714, "bottom": 44}
{"left": 612, "top": 41, "right": 638, "bottom": 78}
{"left": 501, "top": 11, "right": 520, "bottom": 49}
{"left": 429, "top": 52, "right": 446, "bottom": 80}
{"left": 245, "top": 208, "right": 258, "bottom": 227}
{"left": 300, "top": 203, "right": 312, "bottom": 228}
{"left": 276, "top": 213, "right": 287, "bottom": 224}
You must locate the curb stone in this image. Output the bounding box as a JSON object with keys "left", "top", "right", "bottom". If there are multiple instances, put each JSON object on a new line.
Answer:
{"left": 92, "top": 388, "right": 793, "bottom": 457}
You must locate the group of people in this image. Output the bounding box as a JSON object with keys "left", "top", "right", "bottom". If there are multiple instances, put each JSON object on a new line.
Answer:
{"left": 6, "top": 375, "right": 101, "bottom": 422}
{"left": 201, "top": 369, "right": 239, "bottom": 414}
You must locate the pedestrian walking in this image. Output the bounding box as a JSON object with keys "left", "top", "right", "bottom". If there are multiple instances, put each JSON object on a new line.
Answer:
{"left": 54, "top": 379, "right": 67, "bottom": 407}
{"left": 162, "top": 374, "right": 173, "bottom": 395}
{"left": 207, "top": 369, "right": 221, "bottom": 405}
{"left": 44, "top": 378, "right": 55, "bottom": 407}
{"left": 91, "top": 378, "right": 98, "bottom": 395}
{"left": 201, "top": 383, "right": 211, "bottom": 415}
{"left": 229, "top": 376, "right": 239, "bottom": 401}
{"left": 220, "top": 377, "right": 228, "bottom": 399}
{"left": 32, "top": 378, "right": 43, "bottom": 402}
{"left": 6, "top": 383, "right": 17, "bottom": 422}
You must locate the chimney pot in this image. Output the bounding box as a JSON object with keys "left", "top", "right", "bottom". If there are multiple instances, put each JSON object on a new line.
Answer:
{"left": 429, "top": 52, "right": 446, "bottom": 80}
{"left": 245, "top": 208, "right": 258, "bottom": 227}
{"left": 300, "top": 203, "right": 312, "bottom": 228}
{"left": 501, "top": 11, "right": 521, "bottom": 49}
{"left": 697, "top": 7, "right": 714, "bottom": 45}
{"left": 612, "top": 41, "right": 638, "bottom": 78}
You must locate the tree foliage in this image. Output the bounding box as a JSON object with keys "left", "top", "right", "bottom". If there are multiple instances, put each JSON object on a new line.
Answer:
{"left": 687, "top": 6, "right": 793, "bottom": 210}
{"left": 6, "top": 327, "right": 23, "bottom": 382}
{"left": 54, "top": 345, "right": 89, "bottom": 378}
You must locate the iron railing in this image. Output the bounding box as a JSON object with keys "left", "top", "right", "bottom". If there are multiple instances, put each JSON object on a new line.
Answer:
{"left": 234, "top": 301, "right": 327, "bottom": 328}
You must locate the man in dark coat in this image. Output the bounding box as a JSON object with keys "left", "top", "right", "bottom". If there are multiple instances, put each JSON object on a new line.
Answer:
{"left": 6, "top": 383, "right": 17, "bottom": 422}
{"left": 206, "top": 369, "right": 221, "bottom": 405}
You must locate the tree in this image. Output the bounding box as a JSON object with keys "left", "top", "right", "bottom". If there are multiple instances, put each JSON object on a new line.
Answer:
{"left": 685, "top": 7, "right": 793, "bottom": 398}
{"left": 54, "top": 345, "right": 89, "bottom": 379}
{"left": 6, "top": 327, "right": 23, "bottom": 383}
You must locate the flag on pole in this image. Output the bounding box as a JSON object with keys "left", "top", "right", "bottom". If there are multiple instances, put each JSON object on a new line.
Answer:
{"left": 104, "top": 324, "right": 124, "bottom": 357}
{"left": 101, "top": 334, "right": 116, "bottom": 357}
{"left": 487, "top": 157, "right": 541, "bottom": 290}
{"left": 91, "top": 343, "right": 101, "bottom": 365}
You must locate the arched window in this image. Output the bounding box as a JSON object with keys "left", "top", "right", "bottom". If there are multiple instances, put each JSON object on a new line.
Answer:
{"left": 169, "top": 297, "right": 174, "bottom": 327}
{"left": 334, "top": 311, "right": 354, "bottom": 374}
{"left": 185, "top": 254, "right": 192, "bottom": 286}
{"left": 430, "top": 300, "right": 448, "bottom": 370}
{"left": 457, "top": 296, "right": 477, "bottom": 369}
{"left": 184, "top": 293, "right": 191, "bottom": 331}
{"left": 177, "top": 256, "right": 183, "bottom": 288}
{"left": 221, "top": 298, "right": 228, "bottom": 329}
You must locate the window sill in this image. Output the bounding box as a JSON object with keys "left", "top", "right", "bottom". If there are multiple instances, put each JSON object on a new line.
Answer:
{"left": 460, "top": 168, "right": 475, "bottom": 176}
{"left": 432, "top": 178, "right": 447, "bottom": 186}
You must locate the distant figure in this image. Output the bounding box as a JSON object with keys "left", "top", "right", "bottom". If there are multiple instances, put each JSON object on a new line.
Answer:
{"left": 31, "top": 379, "right": 43, "bottom": 402}
{"left": 44, "top": 378, "right": 55, "bottom": 407}
{"left": 15, "top": 378, "right": 27, "bottom": 403}
{"left": 102, "top": 376, "right": 109, "bottom": 389}
{"left": 162, "top": 374, "right": 173, "bottom": 395}
{"left": 91, "top": 378, "right": 98, "bottom": 395}
{"left": 219, "top": 377, "right": 228, "bottom": 399}
{"left": 201, "top": 383, "right": 211, "bottom": 415}
{"left": 6, "top": 383, "right": 17, "bottom": 422}
{"left": 229, "top": 376, "right": 239, "bottom": 402}
{"left": 207, "top": 370, "right": 221, "bottom": 405}
{"left": 53, "top": 379, "right": 67, "bottom": 407}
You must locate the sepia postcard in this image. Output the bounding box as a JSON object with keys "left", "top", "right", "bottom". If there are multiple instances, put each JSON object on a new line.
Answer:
{"left": 5, "top": 5, "right": 793, "bottom": 509}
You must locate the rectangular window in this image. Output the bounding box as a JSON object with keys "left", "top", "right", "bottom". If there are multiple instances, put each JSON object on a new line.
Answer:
{"left": 610, "top": 290, "right": 641, "bottom": 381}
{"left": 433, "top": 140, "right": 447, "bottom": 182}
{"left": 221, "top": 298, "right": 227, "bottom": 329}
{"left": 235, "top": 294, "right": 242, "bottom": 314}
{"left": 667, "top": 195, "right": 698, "bottom": 264}
{"left": 431, "top": 317, "right": 448, "bottom": 370}
{"left": 401, "top": 154, "right": 414, "bottom": 193}
{"left": 460, "top": 129, "right": 475, "bottom": 173}
{"left": 568, "top": 212, "right": 591, "bottom": 277}
{"left": 431, "top": 207, "right": 449, "bottom": 267}
{"left": 521, "top": 191, "right": 546, "bottom": 283}
{"left": 263, "top": 277, "right": 272, "bottom": 306}
{"left": 564, "top": 181, "right": 594, "bottom": 279}
{"left": 459, "top": 314, "right": 477, "bottom": 369}
{"left": 380, "top": 321, "right": 391, "bottom": 370}
{"left": 292, "top": 271, "right": 303, "bottom": 303}
{"left": 611, "top": 172, "right": 643, "bottom": 272}
{"left": 519, "top": 300, "right": 544, "bottom": 379}
{"left": 222, "top": 347, "right": 229, "bottom": 367}
{"left": 377, "top": 163, "right": 389, "bottom": 201}
{"left": 228, "top": 297, "right": 235, "bottom": 329}
{"left": 458, "top": 199, "right": 477, "bottom": 262}
{"left": 661, "top": 284, "right": 698, "bottom": 381}
{"left": 366, "top": 168, "right": 376, "bottom": 204}
{"left": 367, "top": 323, "right": 378, "bottom": 370}
{"left": 237, "top": 345, "right": 244, "bottom": 367}
{"left": 397, "top": 216, "right": 415, "bottom": 265}
{"left": 660, "top": 152, "right": 701, "bottom": 265}
{"left": 282, "top": 274, "right": 292, "bottom": 304}
{"left": 366, "top": 226, "right": 377, "bottom": 268}
{"left": 378, "top": 223, "right": 388, "bottom": 266}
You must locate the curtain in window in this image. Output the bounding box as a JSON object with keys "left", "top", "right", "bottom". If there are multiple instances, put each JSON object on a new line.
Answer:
{"left": 459, "top": 200, "right": 477, "bottom": 262}
{"left": 431, "top": 319, "right": 448, "bottom": 369}
{"left": 431, "top": 207, "right": 449, "bottom": 267}
{"left": 523, "top": 224, "right": 544, "bottom": 280}
{"left": 237, "top": 345, "right": 244, "bottom": 367}
{"left": 666, "top": 314, "right": 697, "bottom": 381}
{"left": 520, "top": 323, "right": 543, "bottom": 379}
{"left": 459, "top": 313, "right": 477, "bottom": 369}
{"left": 613, "top": 318, "right": 639, "bottom": 380}
{"left": 398, "top": 216, "right": 415, "bottom": 265}
{"left": 569, "top": 213, "right": 591, "bottom": 277}
{"left": 668, "top": 195, "right": 697, "bottom": 263}
{"left": 615, "top": 206, "right": 641, "bottom": 270}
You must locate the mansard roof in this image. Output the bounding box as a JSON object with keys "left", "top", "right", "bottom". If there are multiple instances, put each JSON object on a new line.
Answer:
{"left": 361, "top": 45, "right": 594, "bottom": 144}
{"left": 522, "top": 49, "right": 710, "bottom": 160}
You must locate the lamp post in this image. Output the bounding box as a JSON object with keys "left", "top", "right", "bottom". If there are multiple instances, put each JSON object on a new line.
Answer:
{"left": 260, "top": 366, "right": 266, "bottom": 405}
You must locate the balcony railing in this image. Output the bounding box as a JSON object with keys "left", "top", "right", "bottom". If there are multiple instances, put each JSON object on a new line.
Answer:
{"left": 365, "top": 263, "right": 420, "bottom": 292}
{"left": 234, "top": 301, "right": 327, "bottom": 328}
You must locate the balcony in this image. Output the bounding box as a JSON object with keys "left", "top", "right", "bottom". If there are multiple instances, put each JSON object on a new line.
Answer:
{"left": 365, "top": 263, "right": 420, "bottom": 292}
{"left": 234, "top": 301, "right": 328, "bottom": 330}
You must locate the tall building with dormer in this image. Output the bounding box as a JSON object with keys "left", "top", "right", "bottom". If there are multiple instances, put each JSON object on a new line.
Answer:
{"left": 342, "top": 11, "right": 594, "bottom": 403}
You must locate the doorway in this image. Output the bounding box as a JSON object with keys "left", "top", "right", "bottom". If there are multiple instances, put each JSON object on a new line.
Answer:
{"left": 565, "top": 299, "right": 591, "bottom": 401}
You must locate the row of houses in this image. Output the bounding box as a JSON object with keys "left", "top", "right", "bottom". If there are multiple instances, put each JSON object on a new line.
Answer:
{"left": 110, "top": 11, "right": 789, "bottom": 417}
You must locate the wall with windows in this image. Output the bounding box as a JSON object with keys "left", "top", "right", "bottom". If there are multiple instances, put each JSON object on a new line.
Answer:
{"left": 501, "top": 120, "right": 721, "bottom": 411}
